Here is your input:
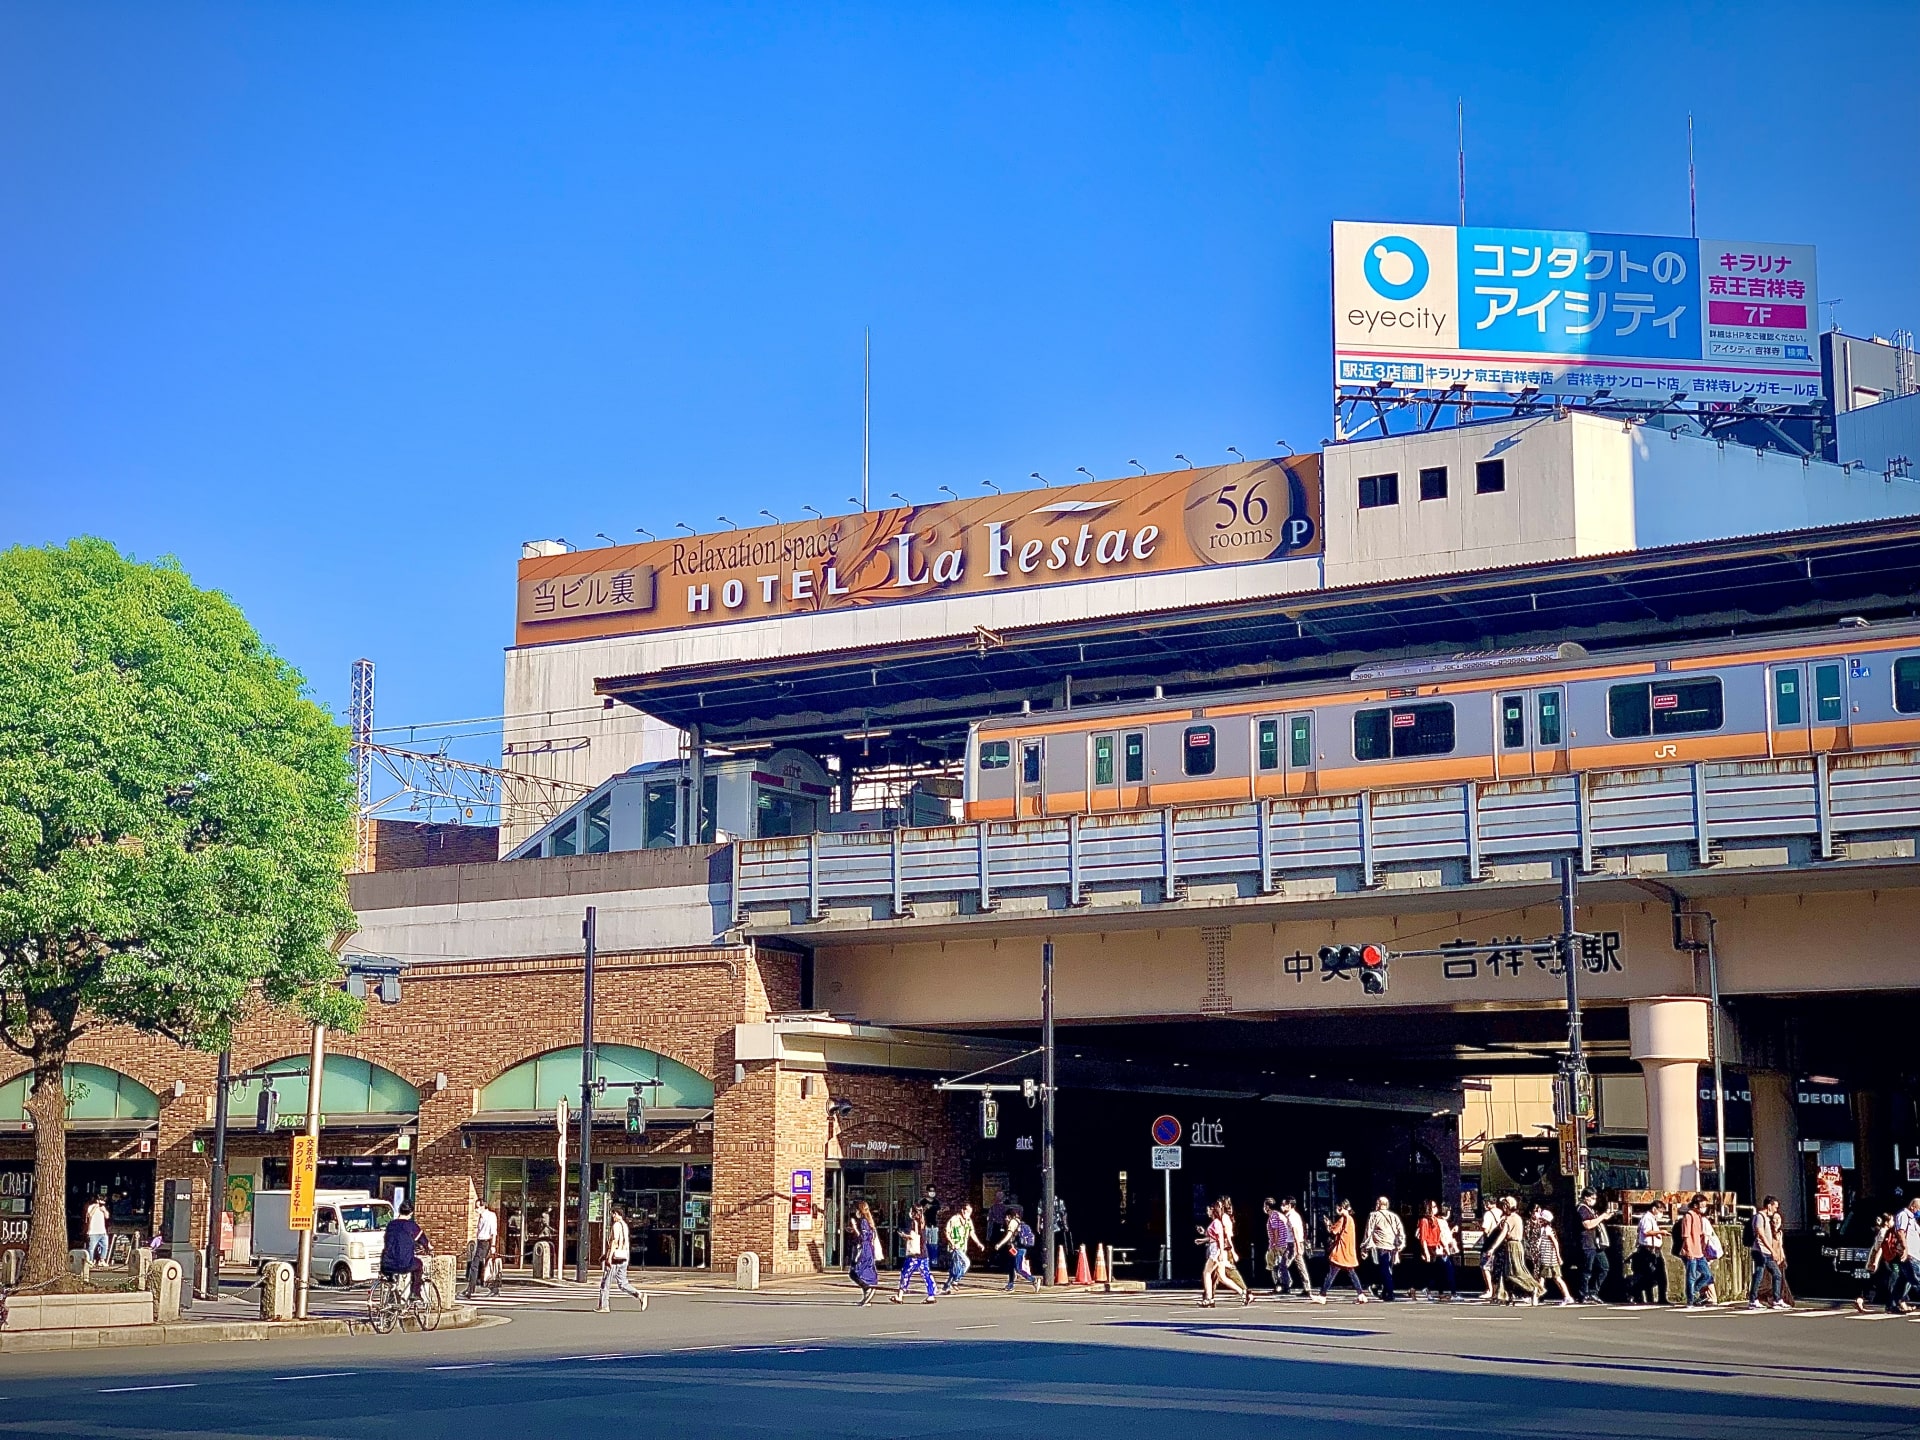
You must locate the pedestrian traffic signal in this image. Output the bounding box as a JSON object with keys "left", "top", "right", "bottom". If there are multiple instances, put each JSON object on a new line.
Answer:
{"left": 625, "top": 1094, "right": 645, "bottom": 1135}
{"left": 254, "top": 1086, "right": 277, "bottom": 1135}
{"left": 1317, "top": 943, "right": 1391, "bottom": 994}
{"left": 1021, "top": 1078, "right": 1038, "bottom": 1108}
{"left": 981, "top": 1097, "right": 999, "bottom": 1139}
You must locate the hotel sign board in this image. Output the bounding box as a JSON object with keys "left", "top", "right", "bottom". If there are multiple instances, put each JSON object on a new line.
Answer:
{"left": 515, "top": 457, "right": 1323, "bottom": 644}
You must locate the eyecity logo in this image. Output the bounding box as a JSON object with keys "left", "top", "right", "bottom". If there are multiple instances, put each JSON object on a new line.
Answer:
{"left": 1363, "top": 235, "right": 1429, "bottom": 301}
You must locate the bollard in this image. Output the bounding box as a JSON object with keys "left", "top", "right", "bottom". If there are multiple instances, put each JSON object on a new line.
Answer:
{"left": 532, "top": 1239, "right": 554, "bottom": 1280}
{"left": 261, "top": 1261, "right": 295, "bottom": 1321}
{"left": 735, "top": 1251, "right": 761, "bottom": 1291}
{"left": 426, "top": 1254, "right": 458, "bottom": 1310}
{"left": 150, "top": 1258, "right": 182, "bottom": 1323}
{"left": 0, "top": 1248, "right": 21, "bottom": 1287}
{"left": 126, "top": 1244, "right": 151, "bottom": 1289}
{"left": 68, "top": 1248, "right": 91, "bottom": 1276}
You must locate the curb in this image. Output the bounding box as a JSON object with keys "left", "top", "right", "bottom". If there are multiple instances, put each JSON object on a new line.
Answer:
{"left": 0, "top": 1303, "right": 483, "bottom": 1353}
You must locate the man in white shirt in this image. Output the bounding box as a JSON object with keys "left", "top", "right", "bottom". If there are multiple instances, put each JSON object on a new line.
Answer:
{"left": 465, "top": 1200, "right": 500, "bottom": 1299}
{"left": 84, "top": 1195, "right": 111, "bottom": 1266}
{"left": 596, "top": 1205, "right": 649, "bottom": 1313}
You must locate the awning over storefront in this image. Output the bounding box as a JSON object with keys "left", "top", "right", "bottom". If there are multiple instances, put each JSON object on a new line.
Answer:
{"left": 0, "top": 1063, "right": 162, "bottom": 1137}
{"left": 474, "top": 1044, "right": 715, "bottom": 1117}
{"left": 227, "top": 1054, "right": 421, "bottom": 1130}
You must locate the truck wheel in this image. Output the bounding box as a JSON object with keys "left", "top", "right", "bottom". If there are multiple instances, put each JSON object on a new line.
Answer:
{"left": 332, "top": 1263, "right": 353, "bottom": 1287}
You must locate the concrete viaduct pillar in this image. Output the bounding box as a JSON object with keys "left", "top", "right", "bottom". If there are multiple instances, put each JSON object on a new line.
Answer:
{"left": 1629, "top": 997, "right": 1712, "bottom": 1192}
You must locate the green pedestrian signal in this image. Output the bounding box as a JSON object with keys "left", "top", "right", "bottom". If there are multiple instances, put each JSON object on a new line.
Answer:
{"left": 626, "top": 1094, "right": 645, "bottom": 1135}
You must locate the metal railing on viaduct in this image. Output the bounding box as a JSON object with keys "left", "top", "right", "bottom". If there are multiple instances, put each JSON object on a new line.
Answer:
{"left": 732, "top": 748, "right": 1920, "bottom": 930}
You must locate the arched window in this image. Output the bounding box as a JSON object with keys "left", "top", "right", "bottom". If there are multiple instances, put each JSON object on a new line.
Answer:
{"left": 0, "top": 1064, "right": 161, "bottom": 1124}
{"left": 228, "top": 1054, "right": 419, "bottom": 1120}
{"left": 477, "top": 1045, "right": 713, "bottom": 1114}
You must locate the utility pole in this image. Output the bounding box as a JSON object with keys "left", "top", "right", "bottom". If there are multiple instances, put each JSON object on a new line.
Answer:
{"left": 294, "top": 1023, "right": 325, "bottom": 1319}
{"left": 200, "top": 1049, "right": 231, "bottom": 1300}
{"left": 1040, "top": 940, "right": 1057, "bottom": 1287}
{"left": 575, "top": 906, "right": 597, "bottom": 1282}
{"left": 1558, "top": 855, "right": 1587, "bottom": 1191}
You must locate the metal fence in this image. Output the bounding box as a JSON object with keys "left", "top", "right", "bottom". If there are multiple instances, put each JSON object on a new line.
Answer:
{"left": 733, "top": 748, "right": 1920, "bottom": 925}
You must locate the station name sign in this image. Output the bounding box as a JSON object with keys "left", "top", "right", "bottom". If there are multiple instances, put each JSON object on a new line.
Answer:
{"left": 515, "top": 457, "right": 1323, "bottom": 644}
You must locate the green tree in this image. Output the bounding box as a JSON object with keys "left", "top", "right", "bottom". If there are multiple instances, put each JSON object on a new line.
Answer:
{"left": 0, "top": 539, "right": 360, "bottom": 1284}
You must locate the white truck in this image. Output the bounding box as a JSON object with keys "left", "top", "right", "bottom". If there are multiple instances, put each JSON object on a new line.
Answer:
{"left": 251, "top": 1189, "right": 393, "bottom": 1286}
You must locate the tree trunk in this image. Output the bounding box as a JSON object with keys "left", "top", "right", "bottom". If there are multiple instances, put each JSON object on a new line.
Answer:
{"left": 23, "top": 1043, "right": 70, "bottom": 1285}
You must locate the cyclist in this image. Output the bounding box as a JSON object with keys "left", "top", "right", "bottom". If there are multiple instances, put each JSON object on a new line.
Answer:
{"left": 380, "top": 1200, "right": 431, "bottom": 1300}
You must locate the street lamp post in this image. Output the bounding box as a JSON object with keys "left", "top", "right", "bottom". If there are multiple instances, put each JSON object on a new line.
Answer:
{"left": 575, "top": 906, "right": 597, "bottom": 1282}
{"left": 1040, "top": 941, "right": 1056, "bottom": 1287}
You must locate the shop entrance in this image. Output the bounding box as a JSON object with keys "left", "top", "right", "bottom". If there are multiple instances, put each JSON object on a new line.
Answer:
{"left": 824, "top": 1162, "right": 922, "bottom": 1269}
{"left": 263, "top": 1153, "right": 411, "bottom": 1207}
{"left": 486, "top": 1157, "right": 712, "bottom": 1270}
{"left": 65, "top": 1160, "right": 155, "bottom": 1252}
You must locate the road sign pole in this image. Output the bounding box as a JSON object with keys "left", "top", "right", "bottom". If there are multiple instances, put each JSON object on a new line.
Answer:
{"left": 1162, "top": 1166, "right": 1172, "bottom": 1282}
{"left": 200, "top": 1048, "right": 230, "bottom": 1300}
{"left": 293, "top": 1023, "right": 324, "bottom": 1320}
{"left": 1040, "top": 940, "right": 1056, "bottom": 1288}
{"left": 575, "top": 905, "right": 596, "bottom": 1282}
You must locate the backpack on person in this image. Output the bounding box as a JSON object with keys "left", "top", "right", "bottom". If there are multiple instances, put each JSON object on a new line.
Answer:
{"left": 1017, "top": 1221, "right": 1035, "bottom": 1248}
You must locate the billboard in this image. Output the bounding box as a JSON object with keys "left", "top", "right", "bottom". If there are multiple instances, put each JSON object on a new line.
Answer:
{"left": 1333, "top": 221, "right": 1822, "bottom": 405}
{"left": 515, "top": 456, "right": 1322, "bottom": 644}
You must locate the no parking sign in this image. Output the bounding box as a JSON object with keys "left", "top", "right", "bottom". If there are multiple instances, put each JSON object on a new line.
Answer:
{"left": 1151, "top": 1115, "right": 1181, "bottom": 1146}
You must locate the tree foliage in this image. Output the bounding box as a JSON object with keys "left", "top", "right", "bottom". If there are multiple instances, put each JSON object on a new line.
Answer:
{"left": 0, "top": 539, "right": 361, "bottom": 1280}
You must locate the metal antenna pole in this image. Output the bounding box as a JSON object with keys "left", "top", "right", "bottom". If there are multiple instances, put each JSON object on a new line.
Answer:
{"left": 862, "top": 327, "right": 871, "bottom": 511}
{"left": 575, "top": 906, "right": 597, "bottom": 1282}
{"left": 1041, "top": 940, "right": 1057, "bottom": 1286}
{"left": 1457, "top": 98, "right": 1466, "bottom": 226}
{"left": 1687, "top": 113, "right": 1698, "bottom": 239}
{"left": 349, "top": 659, "right": 375, "bottom": 873}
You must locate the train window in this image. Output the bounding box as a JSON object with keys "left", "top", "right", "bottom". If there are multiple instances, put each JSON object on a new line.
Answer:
{"left": 1021, "top": 742, "right": 1042, "bottom": 785}
{"left": 1093, "top": 734, "right": 1115, "bottom": 786}
{"left": 1256, "top": 719, "right": 1280, "bottom": 771}
{"left": 1815, "top": 664, "right": 1843, "bottom": 723}
{"left": 1354, "top": 703, "right": 1455, "bottom": 760}
{"left": 1500, "top": 694, "right": 1526, "bottom": 749}
{"left": 1289, "top": 715, "right": 1313, "bottom": 768}
{"left": 1608, "top": 678, "right": 1724, "bottom": 737}
{"left": 1773, "top": 670, "right": 1802, "bottom": 726}
{"left": 1537, "top": 690, "right": 1563, "bottom": 746}
{"left": 979, "top": 740, "right": 1011, "bottom": 771}
{"left": 1123, "top": 731, "right": 1145, "bottom": 783}
{"left": 1896, "top": 656, "right": 1920, "bottom": 713}
{"left": 1183, "top": 725, "right": 1217, "bottom": 776}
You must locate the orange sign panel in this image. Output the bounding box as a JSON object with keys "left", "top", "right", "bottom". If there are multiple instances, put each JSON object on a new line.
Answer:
{"left": 515, "top": 457, "right": 1323, "bottom": 645}
{"left": 288, "top": 1134, "right": 317, "bottom": 1233}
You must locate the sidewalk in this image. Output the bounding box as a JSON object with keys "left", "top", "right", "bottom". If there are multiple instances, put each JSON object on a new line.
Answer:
{"left": 0, "top": 1280, "right": 483, "bottom": 1354}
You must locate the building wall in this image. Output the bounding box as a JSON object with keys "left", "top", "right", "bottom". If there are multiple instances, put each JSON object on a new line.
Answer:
{"left": 368, "top": 819, "right": 502, "bottom": 871}
{"left": 1835, "top": 390, "right": 1920, "bottom": 479}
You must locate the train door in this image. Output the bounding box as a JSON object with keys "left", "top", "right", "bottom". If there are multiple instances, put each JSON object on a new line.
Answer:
{"left": 1016, "top": 738, "right": 1046, "bottom": 817}
{"left": 1810, "top": 659, "right": 1849, "bottom": 750}
{"left": 1496, "top": 687, "right": 1568, "bottom": 776}
{"left": 1283, "top": 712, "right": 1315, "bottom": 795}
{"left": 1090, "top": 732, "right": 1121, "bottom": 811}
{"left": 1119, "top": 728, "right": 1148, "bottom": 809}
{"left": 1254, "top": 714, "right": 1316, "bottom": 796}
{"left": 1768, "top": 664, "right": 1812, "bottom": 756}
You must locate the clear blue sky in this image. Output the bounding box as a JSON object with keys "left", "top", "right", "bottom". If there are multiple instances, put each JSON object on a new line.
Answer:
{"left": 6, "top": 3, "right": 1916, "bottom": 759}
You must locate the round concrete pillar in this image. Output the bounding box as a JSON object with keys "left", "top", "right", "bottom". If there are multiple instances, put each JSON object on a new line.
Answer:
{"left": 1630, "top": 997, "right": 1712, "bottom": 1193}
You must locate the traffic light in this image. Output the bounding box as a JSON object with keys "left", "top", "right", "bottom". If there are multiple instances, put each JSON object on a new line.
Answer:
{"left": 1021, "top": 1078, "right": 1038, "bottom": 1108}
{"left": 1358, "top": 942, "right": 1390, "bottom": 995}
{"left": 625, "top": 1094, "right": 645, "bottom": 1135}
{"left": 1318, "top": 943, "right": 1391, "bottom": 994}
{"left": 254, "top": 1086, "right": 277, "bottom": 1135}
{"left": 980, "top": 1097, "right": 999, "bottom": 1139}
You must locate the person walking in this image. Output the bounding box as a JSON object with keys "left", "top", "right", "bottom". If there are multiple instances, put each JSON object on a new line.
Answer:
{"left": 1745, "top": 1195, "right": 1790, "bottom": 1311}
{"left": 1530, "top": 1206, "right": 1575, "bottom": 1306}
{"left": 1314, "top": 1199, "right": 1365, "bottom": 1303}
{"left": 996, "top": 1206, "right": 1040, "bottom": 1292}
{"left": 1277, "top": 1198, "right": 1314, "bottom": 1297}
{"left": 1262, "top": 1198, "right": 1287, "bottom": 1293}
{"left": 465, "top": 1198, "right": 500, "bottom": 1300}
{"left": 1417, "top": 1200, "right": 1458, "bottom": 1300}
{"left": 84, "top": 1195, "right": 111, "bottom": 1267}
{"left": 1854, "top": 1212, "right": 1898, "bottom": 1313}
{"left": 1677, "top": 1194, "right": 1715, "bottom": 1307}
{"left": 942, "top": 1203, "right": 983, "bottom": 1294}
{"left": 1494, "top": 1197, "right": 1540, "bottom": 1305}
{"left": 847, "top": 1200, "right": 883, "bottom": 1306}
{"left": 1198, "top": 1201, "right": 1251, "bottom": 1307}
{"left": 1218, "top": 1197, "right": 1251, "bottom": 1300}
{"left": 596, "top": 1205, "right": 649, "bottom": 1313}
{"left": 893, "top": 1207, "right": 937, "bottom": 1304}
{"left": 1575, "top": 1189, "right": 1617, "bottom": 1304}
{"left": 1629, "top": 1201, "right": 1669, "bottom": 1305}
{"left": 1363, "top": 1197, "right": 1406, "bottom": 1302}
{"left": 1475, "top": 1200, "right": 1503, "bottom": 1302}
{"left": 1891, "top": 1195, "right": 1920, "bottom": 1315}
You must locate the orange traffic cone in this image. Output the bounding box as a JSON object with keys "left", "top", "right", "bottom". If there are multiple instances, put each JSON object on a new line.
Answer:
{"left": 1094, "top": 1245, "right": 1109, "bottom": 1284}
{"left": 1074, "top": 1244, "right": 1093, "bottom": 1285}
{"left": 1053, "top": 1245, "right": 1070, "bottom": 1286}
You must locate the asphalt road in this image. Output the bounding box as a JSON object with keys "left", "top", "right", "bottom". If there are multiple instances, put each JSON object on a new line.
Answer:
{"left": 3, "top": 1280, "right": 1917, "bottom": 1439}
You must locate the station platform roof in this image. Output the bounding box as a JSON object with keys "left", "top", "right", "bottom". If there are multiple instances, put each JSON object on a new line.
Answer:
{"left": 596, "top": 515, "right": 1920, "bottom": 765}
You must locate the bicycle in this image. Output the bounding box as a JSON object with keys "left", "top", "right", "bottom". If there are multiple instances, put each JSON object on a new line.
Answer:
{"left": 365, "top": 1270, "right": 441, "bottom": 1334}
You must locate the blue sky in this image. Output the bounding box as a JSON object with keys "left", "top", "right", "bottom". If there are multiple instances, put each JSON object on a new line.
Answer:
{"left": 5, "top": 2, "right": 1916, "bottom": 759}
